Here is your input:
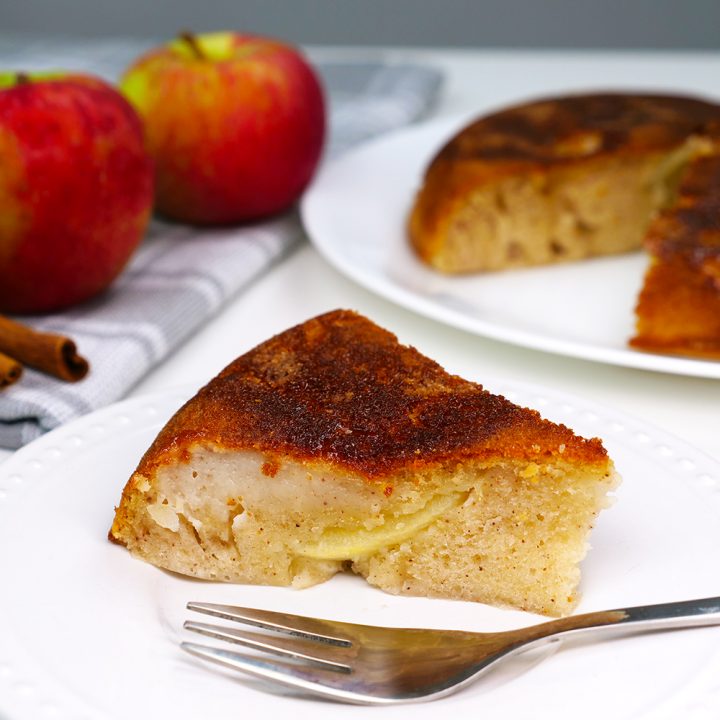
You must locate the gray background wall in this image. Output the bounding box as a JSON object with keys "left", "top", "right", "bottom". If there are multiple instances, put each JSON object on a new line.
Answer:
{"left": 2, "top": 0, "right": 720, "bottom": 49}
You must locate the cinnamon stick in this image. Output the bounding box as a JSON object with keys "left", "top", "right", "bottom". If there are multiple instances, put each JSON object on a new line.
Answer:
{"left": 0, "top": 315, "right": 89, "bottom": 382}
{"left": 0, "top": 351, "right": 22, "bottom": 389}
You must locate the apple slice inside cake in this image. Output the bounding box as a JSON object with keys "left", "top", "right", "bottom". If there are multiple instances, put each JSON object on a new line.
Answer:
{"left": 110, "top": 310, "right": 619, "bottom": 616}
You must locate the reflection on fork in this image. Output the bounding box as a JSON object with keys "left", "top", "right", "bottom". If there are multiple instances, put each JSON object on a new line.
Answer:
{"left": 181, "top": 597, "right": 720, "bottom": 705}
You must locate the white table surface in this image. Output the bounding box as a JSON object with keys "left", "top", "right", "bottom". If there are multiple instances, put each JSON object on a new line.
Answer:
{"left": 1, "top": 48, "right": 718, "bottom": 465}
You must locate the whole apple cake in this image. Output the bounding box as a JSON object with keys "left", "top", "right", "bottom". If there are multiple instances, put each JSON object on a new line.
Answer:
{"left": 408, "top": 93, "right": 720, "bottom": 359}
{"left": 110, "top": 310, "right": 619, "bottom": 617}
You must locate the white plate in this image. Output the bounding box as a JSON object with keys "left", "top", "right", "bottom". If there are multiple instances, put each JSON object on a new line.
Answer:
{"left": 301, "top": 115, "right": 720, "bottom": 379}
{"left": 0, "top": 384, "right": 719, "bottom": 719}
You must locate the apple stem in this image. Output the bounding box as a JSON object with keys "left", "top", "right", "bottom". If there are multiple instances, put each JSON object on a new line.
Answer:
{"left": 179, "top": 31, "right": 205, "bottom": 60}
{"left": 15, "top": 72, "right": 30, "bottom": 86}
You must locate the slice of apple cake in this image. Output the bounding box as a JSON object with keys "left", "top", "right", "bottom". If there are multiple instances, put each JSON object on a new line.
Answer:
{"left": 110, "top": 310, "right": 619, "bottom": 616}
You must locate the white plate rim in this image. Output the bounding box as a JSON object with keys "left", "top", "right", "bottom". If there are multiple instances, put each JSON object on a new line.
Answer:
{"left": 0, "top": 383, "right": 719, "bottom": 719}
{"left": 301, "top": 114, "right": 720, "bottom": 380}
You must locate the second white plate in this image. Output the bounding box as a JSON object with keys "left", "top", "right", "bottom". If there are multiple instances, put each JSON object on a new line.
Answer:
{"left": 301, "top": 114, "right": 720, "bottom": 379}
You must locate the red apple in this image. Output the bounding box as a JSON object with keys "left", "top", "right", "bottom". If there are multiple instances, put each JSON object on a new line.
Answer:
{"left": 120, "top": 31, "right": 326, "bottom": 224}
{"left": 0, "top": 72, "right": 153, "bottom": 314}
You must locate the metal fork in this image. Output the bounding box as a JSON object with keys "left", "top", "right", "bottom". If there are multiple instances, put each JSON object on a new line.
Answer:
{"left": 181, "top": 596, "right": 720, "bottom": 704}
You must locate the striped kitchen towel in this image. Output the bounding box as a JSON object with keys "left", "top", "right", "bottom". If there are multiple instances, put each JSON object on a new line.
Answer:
{"left": 0, "top": 39, "right": 443, "bottom": 448}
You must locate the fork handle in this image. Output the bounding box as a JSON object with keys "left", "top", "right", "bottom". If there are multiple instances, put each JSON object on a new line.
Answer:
{"left": 528, "top": 596, "right": 720, "bottom": 644}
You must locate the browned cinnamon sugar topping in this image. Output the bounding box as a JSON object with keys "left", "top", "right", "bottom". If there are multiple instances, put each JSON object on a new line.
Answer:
{"left": 438, "top": 93, "right": 720, "bottom": 165}
{"left": 141, "top": 310, "right": 605, "bottom": 478}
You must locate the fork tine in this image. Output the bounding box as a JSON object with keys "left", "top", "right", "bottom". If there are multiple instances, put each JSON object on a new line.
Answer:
{"left": 183, "top": 620, "right": 352, "bottom": 671}
{"left": 181, "top": 642, "right": 379, "bottom": 705}
{"left": 186, "top": 602, "right": 354, "bottom": 645}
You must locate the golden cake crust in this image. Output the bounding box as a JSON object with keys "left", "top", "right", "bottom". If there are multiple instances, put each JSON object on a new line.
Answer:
{"left": 630, "top": 152, "right": 720, "bottom": 357}
{"left": 433, "top": 93, "right": 719, "bottom": 164}
{"left": 410, "top": 93, "right": 720, "bottom": 265}
{"left": 132, "top": 310, "right": 607, "bottom": 482}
